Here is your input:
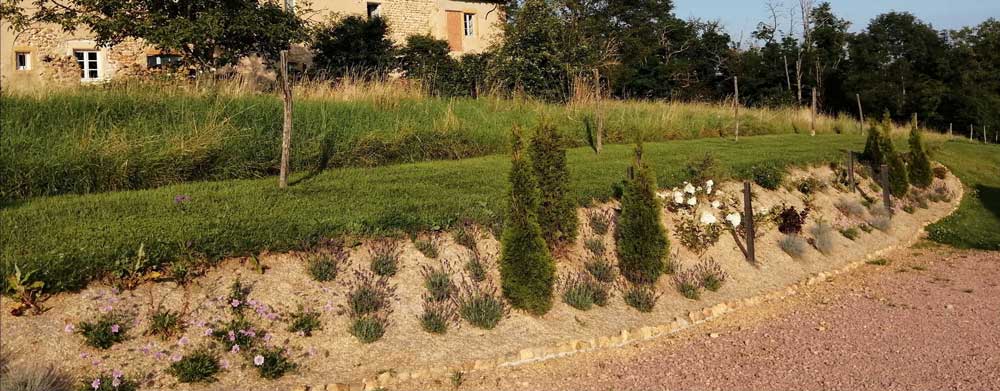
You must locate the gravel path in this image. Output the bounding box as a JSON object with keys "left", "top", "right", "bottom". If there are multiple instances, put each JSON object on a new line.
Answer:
{"left": 403, "top": 246, "right": 1000, "bottom": 391}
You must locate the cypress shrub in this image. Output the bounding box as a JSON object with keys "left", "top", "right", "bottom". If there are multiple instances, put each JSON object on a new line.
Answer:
{"left": 499, "top": 127, "right": 556, "bottom": 315}
{"left": 615, "top": 143, "right": 669, "bottom": 284}
{"left": 879, "top": 119, "right": 909, "bottom": 197}
{"left": 860, "top": 120, "right": 885, "bottom": 168}
{"left": 529, "top": 122, "right": 578, "bottom": 244}
{"left": 907, "top": 123, "right": 932, "bottom": 188}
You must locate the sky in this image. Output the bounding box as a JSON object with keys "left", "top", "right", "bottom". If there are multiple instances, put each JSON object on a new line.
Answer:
{"left": 673, "top": 0, "right": 1000, "bottom": 42}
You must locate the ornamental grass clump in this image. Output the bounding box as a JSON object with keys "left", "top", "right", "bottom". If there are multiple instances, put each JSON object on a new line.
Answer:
{"left": 0, "top": 353, "right": 74, "bottom": 391}
{"left": 419, "top": 300, "right": 457, "bottom": 334}
{"left": 343, "top": 270, "right": 396, "bottom": 343}
{"left": 78, "top": 311, "right": 133, "bottom": 349}
{"left": 584, "top": 256, "right": 615, "bottom": 283}
{"left": 500, "top": 128, "right": 556, "bottom": 315}
{"left": 587, "top": 209, "right": 613, "bottom": 236}
{"left": 616, "top": 143, "right": 669, "bottom": 284}
{"left": 834, "top": 198, "right": 866, "bottom": 218}
{"left": 350, "top": 315, "right": 388, "bottom": 344}
{"left": 456, "top": 279, "right": 508, "bottom": 330}
{"left": 421, "top": 262, "right": 456, "bottom": 302}
{"left": 465, "top": 251, "right": 489, "bottom": 283}
{"left": 287, "top": 307, "right": 322, "bottom": 336}
{"left": 694, "top": 258, "right": 727, "bottom": 292}
{"left": 673, "top": 268, "right": 701, "bottom": 300}
{"left": 304, "top": 246, "right": 348, "bottom": 282}
{"left": 779, "top": 235, "right": 810, "bottom": 259}
{"left": 369, "top": 239, "right": 402, "bottom": 277}
{"left": 413, "top": 236, "right": 440, "bottom": 259}
{"left": 584, "top": 237, "right": 605, "bottom": 256}
{"left": 621, "top": 281, "right": 660, "bottom": 312}
{"left": 529, "top": 121, "right": 578, "bottom": 244}
{"left": 169, "top": 347, "right": 221, "bottom": 383}
{"left": 147, "top": 306, "right": 184, "bottom": 340}
{"left": 810, "top": 221, "right": 836, "bottom": 255}
{"left": 561, "top": 273, "right": 609, "bottom": 311}
{"left": 839, "top": 227, "right": 860, "bottom": 240}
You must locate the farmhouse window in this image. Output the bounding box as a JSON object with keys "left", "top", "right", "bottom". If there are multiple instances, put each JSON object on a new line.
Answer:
{"left": 74, "top": 50, "right": 99, "bottom": 80}
{"left": 147, "top": 54, "right": 182, "bottom": 69}
{"left": 15, "top": 52, "right": 30, "bottom": 70}
{"left": 463, "top": 13, "right": 475, "bottom": 37}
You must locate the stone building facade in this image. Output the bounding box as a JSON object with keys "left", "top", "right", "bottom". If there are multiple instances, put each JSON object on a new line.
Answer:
{"left": 0, "top": 0, "right": 502, "bottom": 88}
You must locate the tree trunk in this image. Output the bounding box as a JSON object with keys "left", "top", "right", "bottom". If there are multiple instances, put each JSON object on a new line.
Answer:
{"left": 856, "top": 93, "right": 864, "bottom": 133}
{"left": 810, "top": 87, "right": 817, "bottom": 136}
{"left": 734, "top": 76, "right": 740, "bottom": 141}
{"left": 279, "top": 50, "right": 293, "bottom": 189}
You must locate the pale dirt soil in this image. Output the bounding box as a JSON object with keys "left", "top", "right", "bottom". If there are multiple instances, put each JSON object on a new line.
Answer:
{"left": 406, "top": 245, "right": 1000, "bottom": 391}
{"left": 0, "top": 167, "right": 965, "bottom": 390}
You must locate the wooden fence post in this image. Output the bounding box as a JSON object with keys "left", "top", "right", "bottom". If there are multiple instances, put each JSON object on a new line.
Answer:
{"left": 743, "top": 182, "right": 755, "bottom": 264}
{"left": 880, "top": 164, "right": 892, "bottom": 212}
{"left": 847, "top": 151, "right": 856, "bottom": 193}
{"left": 734, "top": 76, "right": 740, "bottom": 142}
{"left": 810, "top": 87, "right": 817, "bottom": 136}
{"left": 984, "top": 125, "right": 988, "bottom": 143}
{"left": 970, "top": 124, "right": 974, "bottom": 141}
{"left": 949, "top": 123, "right": 953, "bottom": 138}
{"left": 278, "top": 50, "right": 293, "bottom": 189}
{"left": 856, "top": 93, "right": 864, "bottom": 133}
{"left": 593, "top": 68, "right": 603, "bottom": 154}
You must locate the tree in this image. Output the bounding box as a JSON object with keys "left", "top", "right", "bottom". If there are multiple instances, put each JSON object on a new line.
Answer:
{"left": 2, "top": 0, "right": 306, "bottom": 68}
{"left": 878, "top": 118, "right": 910, "bottom": 197}
{"left": 311, "top": 16, "right": 396, "bottom": 78}
{"left": 615, "top": 143, "right": 669, "bottom": 284}
{"left": 907, "top": 120, "right": 933, "bottom": 188}
{"left": 399, "top": 34, "right": 461, "bottom": 96}
{"left": 528, "top": 122, "right": 578, "bottom": 245}
{"left": 500, "top": 127, "right": 556, "bottom": 315}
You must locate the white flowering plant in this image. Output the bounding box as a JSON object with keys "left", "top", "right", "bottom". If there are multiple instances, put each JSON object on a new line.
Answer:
{"left": 660, "top": 179, "right": 743, "bottom": 254}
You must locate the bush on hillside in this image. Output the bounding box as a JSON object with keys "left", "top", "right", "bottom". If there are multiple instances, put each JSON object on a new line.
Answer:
{"left": 908, "top": 124, "right": 933, "bottom": 188}
{"left": 529, "top": 122, "right": 578, "bottom": 244}
{"left": 399, "top": 34, "right": 462, "bottom": 96}
{"left": 865, "top": 115, "right": 909, "bottom": 197}
{"left": 615, "top": 143, "right": 669, "bottom": 284}
{"left": 311, "top": 16, "right": 396, "bottom": 78}
{"left": 499, "top": 127, "right": 556, "bottom": 315}
{"left": 861, "top": 120, "right": 885, "bottom": 168}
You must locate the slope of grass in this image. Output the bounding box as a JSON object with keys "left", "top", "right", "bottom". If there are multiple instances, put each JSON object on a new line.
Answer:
{"left": 926, "top": 141, "right": 1000, "bottom": 250}
{"left": 1, "top": 134, "right": 865, "bottom": 292}
{"left": 1, "top": 83, "right": 859, "bottom": 202}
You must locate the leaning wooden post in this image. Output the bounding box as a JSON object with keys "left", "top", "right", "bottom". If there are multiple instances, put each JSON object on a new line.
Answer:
{"left": 847, "top": 151, "right": 856, "bottom": 193}
{"left": 856, "top": 93, "right": 864, "bottom": 133}
{"left": 810, "top": 87, "right": 817, "bottom": 136}
{"left": 984, "top": 125, "right": 988, "bottom": 143}
{"left": 970, "top": 124, "right": 974, "bottom": 141}
{"left": 880, "top": 164, "right": 892, "bottom": 212}
{"left": 734, "top": 76, "right": 740, "bottom": 141}
{"left": 949, "top": 123, "right": 953, "bottom": 137}
{"left": 278, "top": 50, "right": 293, "bottom": 189}
{"left": 743, "top": 182, "right": 756, "bottom": 264}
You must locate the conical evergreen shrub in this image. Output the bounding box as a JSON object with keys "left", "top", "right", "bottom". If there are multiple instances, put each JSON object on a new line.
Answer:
{"left": 861, "top": 120, "right": 885, "bottom": 167}
{"left": 907, "top": 122, "right": 932, "bottom": 188}
{"left": 529, "top": 122, "right": 578, "bottom": 244}
{"left": 615, "top": 143, "right": 669, "bottom": 284}
{"left": 878, "top": 118, "right": 910, "bottom": 197}
{"left": 499, "top": 127, "right": 556, "bottom": 315}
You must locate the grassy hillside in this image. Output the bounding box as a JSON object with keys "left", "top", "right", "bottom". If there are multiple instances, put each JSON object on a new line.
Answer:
{"left": 1, "top": 82, "right": 859, "bottom": 202}
{"left": 2, "top": 134, "right": 866, "bottom": 292}
{"left": 927, "top": 141, "right": 1000, "bottom": 250}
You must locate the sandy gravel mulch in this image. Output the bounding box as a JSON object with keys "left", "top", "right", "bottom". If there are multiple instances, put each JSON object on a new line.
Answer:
{"left": 404, "top": 246, "right": 1000, "bottom": 391}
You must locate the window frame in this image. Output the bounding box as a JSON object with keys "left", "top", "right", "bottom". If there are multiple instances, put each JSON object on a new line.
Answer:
{"left": 366, "top": 2, "right": 381, "bottom": 19}
{"left": 146, "top": 54, "right": 182, "bottom": 69}
{"left": 74, "top": 50, "right": 100, "bottom": 81}
{"left": 15, "top": 52, "right": 30, "bottom": 71}
{"left": 463, "top": 13, "right": 475, "bottom": 37}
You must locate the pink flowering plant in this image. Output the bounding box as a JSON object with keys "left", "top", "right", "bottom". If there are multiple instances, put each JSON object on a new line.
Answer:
{"left": 86, "top": 369, "right": 138, "bottom": 391}
{"left": 250, "top": 345, "right": 297, "bottom": 379}
{"left": 77, "top": 310, "right": 133, "bottom": 349}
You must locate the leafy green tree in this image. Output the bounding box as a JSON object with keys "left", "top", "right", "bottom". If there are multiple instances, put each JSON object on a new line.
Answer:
{"left": 528, "top": 122, "right": 577, "bottom": 244}
{"left": 500, "top": 127, "right": 556, "bottom": 315}
{"left": 907, "top": 121, "right": 933, "bottom": 188}
{"left": 2, "top": 0, "right": 305, "bottom": 68}
{"left": 312, "top": 16, "right": 396, "bottom": 78}
{"left": 399, "top": 34, "right": 461, "bottom": 96}
{"left": 616, "top": 143, "right": 669, "bottom": 284}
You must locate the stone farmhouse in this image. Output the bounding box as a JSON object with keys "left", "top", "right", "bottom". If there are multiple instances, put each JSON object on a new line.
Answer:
{"left": 0, "top": 0, "right": 502, "bottom": 88}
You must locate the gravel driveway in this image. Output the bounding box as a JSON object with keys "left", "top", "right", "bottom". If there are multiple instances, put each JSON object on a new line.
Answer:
{"left": 401, "top": 245, "right": 1000, "bottom": 391}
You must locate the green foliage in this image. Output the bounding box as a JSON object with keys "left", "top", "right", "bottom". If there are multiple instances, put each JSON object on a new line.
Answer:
{"left": 369, "top": 239, "right": 402, "bottom": 277}
{"left": 615, "top": 144, "right": 669, "bottom": 284}
{"left": 147, "top": 306, "right": 184, "bottom": 340}
{"left": 673, "top": 269, "right": 701, "bottom": 300}
{"left": 3, "top": 264, "right": 46, "bottom": 316}
{"left": 694, "top": 259, "right": 727, "bottom": 292}
{"left": 561, "top": 273, "right": 608, "bottom": 311}
{"left": 622, "top": 282, "right": 660, "bottom": 312}
{"left": 399, "top": 34, "right": 461, "bottom": 96}
{"left": 349, "top": 315, "right": 387, "bottom": 344}
{"left": 305, "top": 247, "right": 347, "bottom": 283}
{"left": 211, "top": 317, "right": 257, "bottom": 350}
{"left": 252, "top": 346, "right": 296, "bottom": 379}
{"left": 840, "top": 227, "right": 861, "bottom": 240}
{"left": 465, "top": 253, "right": 489, "bottom": 283}
{"left": 85, "top": 372, "right": 139, "bottom": 391}
{"left": 741, "top": 163, "right": 785, "bottom": 190}
{"left": 500, "top": 129, "right": 556, "bottom": 315}
{"left": 927, "top": 142, "right": 1000, "bottom": 250}
{"left": 794, "top": 177, "right": 826, "bottom": 195}
{"left": 684, "top": 153, "right": 725, "bottom": 184}
{"left": 78, "top": 311, "right": 132, "bottom": 349}
{"left": 866, "top": 258, "right": 890, "bottom": 266}
{"left": 456, "top": 281, "right": 507, "bottom": 330}
{"left": 583, "top": 238, "right": 605, "bottom": 256}
{"left": 421, "top": 263, "right": 455, "bottom": 302}
{"left": 412, "top": 237, "right": 439, "bottom": 259}
{"left": 227, "top": 278, "right": 252, "bottom": 316}
{"left": 312, "top": 16, "right": 395, "bottom": 78}
{"left": 345, "top": 271, "right": 395, "bottom": 318}
{"left": 861, "top": 122, "right": 886, "bottom": 167}
{"left": 529, "top": 122, "right": 578, "bottom": 244}
{"left": 419, "top": 301, "right": 456, "bottom": 334}
{"left": 169, "top": 348, "right": 220, "bottom": 383}
{"left": 287, "top": 308, "right": 322, "bottom": 336}
{"left": 587, "top": 210, "right": 613, "bottom": 235}
{"left": 908, "top": 125, "right": 933, "bottom": 188}
{"left": 452, "top": 224, "right": 479, "bottom": 252}
{"left": 584, "top": 257, "right": 616, "bottom": 284}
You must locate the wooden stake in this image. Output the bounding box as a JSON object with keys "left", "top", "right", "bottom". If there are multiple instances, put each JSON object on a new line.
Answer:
{"left": 278, "top": 50, "right": 293, "bottom": 189}
{"left": 810, "top": 87, "right": 817, "bottom": 136}
{"left": 743, "top": 182, "right": 755, "bottom": 264}
{"left": 984, "top": 125, "right": 988, "bottom": 143}
{"left": 949, "top": 123, "right": 953, "bottom": 137}
{"left": 847, "top": 151, "right": 856, "bottom": 193}
{"left": 593, "top": 68, "right": 603, "bottom": 153}
{"left": 970, "top": 124, "right": 974, "bottom": 141}
{"left": 734, "top": 76, "right": 740, "bottom": 142}
{"left": 856, "top": 93, "right": 864, "bottom": 133}
{"left": 880, "top": 164, "right": 892, "bottom": 212}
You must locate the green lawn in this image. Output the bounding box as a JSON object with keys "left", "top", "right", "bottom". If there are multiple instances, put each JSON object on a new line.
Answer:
{"left": 2, "top": 134, "right": 864, "bottom": 292}
{"left": 926, "top": 141, "right": 1000, "bottom": 250}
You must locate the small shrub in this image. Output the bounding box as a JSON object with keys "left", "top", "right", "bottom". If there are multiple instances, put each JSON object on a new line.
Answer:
{"left": 834, "top": 199, "right": 866, "bottom": 218}
{"left": 211, "top": 317, "right": 257, "bottom": 350}
{"left": 287, "top": 307, "right": 322, "bottom": 336}
{"left": 252, "top": 346, "right": 296, "bottom": 379}
{"left": 694, "top": 259, "right": 727, "bottom": 292}
{"left": 350, "top": 315, "right": 388, "bottom": 344}
{"left": 561, "top": 273, "right": 608, "bottom": 310}
{"left": 147, "top": 306, "right": 184, "bottom": 340}
{"left": 673, "top": 269, "right": 701, "bottom": 300}
{"left": 587, "top": 209, "right": 613, "bottom": 235}
{"left": 870, "top": 216, "right": 892, "bottom": 232}
{"left": 776, "top": 205, "right": 810, "bottom": 235}
{"left": 456, "top": 280, "right": 507, "bottom": 330}
{"left": 344, "top": 271, "right": 396, "bottom": 318}
{"left": 78, "top": 311, "right": 132, "bottom": 349}
{"left": 866, "top": 258, "right": 890, "bottom": 266}
{"left": 616, "top": 144, "right": 670, "bottom": 284}
{"left": 810, "top": 221, "right": 836, "bottom": 255}
{"left": 4, "top": 264, "right": 48, "bottom": 316}
{"left": 932, "top": 166, "right": 948, "bottom": 179}
{"left": 622, "top": 282, "right": 660, "bottom": 312}
{"left": 421, "top": 262, "right": 455, "bottom": 302}
{"left": 583, "top": 237, "right": 605, "bottom": 256}
{"left": 794, "top": 177, "right": 826, "bottom": 195}
{"left": 413, "top": 237, "right": 440, "bottom": 259}
{"left": 419, "top": 300, "right": 457, "bottom": 334}
{"left": 778, "top": 235, "right": 809, "bottom": 258}
{"left": 907, "top": 125, "right": 933, "bottom": 188}
{"left": 85, "top": 372, "right": 139, "bottom": 391}
{"left": 684, "top": 153, "right": 725, "bottom": 185}
{"left": 369, "top": 239, "right": 402, "bottom": 277}
{"left": 584, "top": 257, "right": 615, "bottom": 283}
{"left": 859, "top": 223, "right": 873, "bottom": 233}
{"left": 453, "top": 224, "right": 479, "bottom": 252}
{"left": 304, "top": 247, "right": 348, "bottom": 282}
{"left": 169, "top": 347, "right": 221, "bottom": 383}
{"left": 0, "top": 359, "right": 74, "bottom": 391}
{"left": 465, "top": 252, "right": 489, "bottom": 283}
{"left": 839, "top": 227, "right": 860, "bottom": 240}
{"left": 743, "top": 163, "right": 785, "bottom": 190}
{"left": 674, "top": 217, "right": 723, "bottom": 254}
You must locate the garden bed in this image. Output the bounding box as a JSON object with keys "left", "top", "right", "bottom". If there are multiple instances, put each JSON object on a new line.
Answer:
{"left": 0, "top": 165, "right": 963, "bottom": 390}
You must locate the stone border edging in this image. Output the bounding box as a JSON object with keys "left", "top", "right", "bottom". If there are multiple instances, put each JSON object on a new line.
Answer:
{"left": 303, "top": 180, "right": 965, "bottom": 391}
